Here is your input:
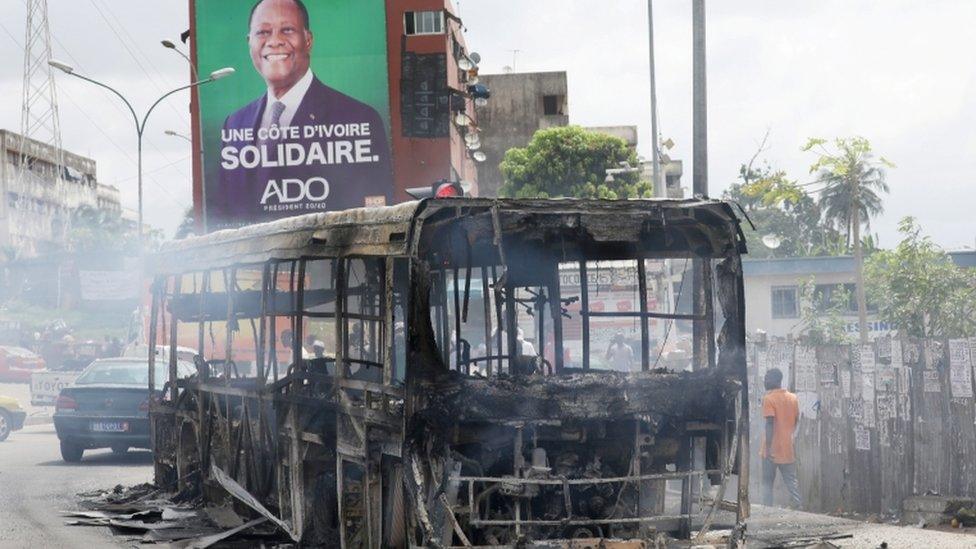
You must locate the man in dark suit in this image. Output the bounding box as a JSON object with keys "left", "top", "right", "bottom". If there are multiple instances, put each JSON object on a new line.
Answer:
{"left": 215, "top": 0, "right": 393, "bottom": 228}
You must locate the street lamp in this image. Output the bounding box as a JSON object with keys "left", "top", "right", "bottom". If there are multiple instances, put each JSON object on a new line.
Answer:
{"left": 164, "top": 130, "right": 192, "bottom": 143}
{"left": 161, "top": 39, "right": 198, "bottom": 81}
{"left": 48, "top": 59, "right": 233, "bottom": 242}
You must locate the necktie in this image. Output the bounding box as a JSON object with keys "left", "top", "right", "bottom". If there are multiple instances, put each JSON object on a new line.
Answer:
{"left": 269, "top": 101, "right": 286, "bottom": 128}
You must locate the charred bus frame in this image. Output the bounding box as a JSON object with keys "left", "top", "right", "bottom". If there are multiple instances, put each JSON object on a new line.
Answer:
{"left": 147, "top": 198, "right": 751, "bottom": 548}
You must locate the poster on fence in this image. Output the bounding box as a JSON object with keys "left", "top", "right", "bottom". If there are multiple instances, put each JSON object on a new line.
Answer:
{"left": 877, "top": 368, "right": 896, "bottom": 392}
{"left": 862, "top": 398, "right": 876, "bottom": 427}
{"left": 876, "top": 394, "right": 896, "bottom": 421}
{"left": 896, "top": 367, "right": 910, "bottom": 395}
{"left": 798, "top": 391, "right": 820, "bottom": 419}
{"left": 877, "top": 337, "right": 892, "bottom": 360}
{"left": 818, "top": 346, "right": 844, "bottom": 385}
{"left": 854, "top": 425, "right": 871, "bottom": 451}
{"left": 848, "top": 398, "right": 863, "bottom": 421}
{"left": 948, "top": 339, "right": 973, "bottom": 398}
{"left": 794, "top": 346, "right": 818, "bottom": 392}
{"left": 923, "top": 370, "right": 941, "bottom": 393}
{"left": 859, "top": 344, "right": 876, "bottom": 373}
{"left": 891, "top": 339, "right": 904, "bottom": 368}
{"left": 822, "top": 387, "right": 843, "bottom": 418}
{"left": 924, "top": 340, "right": 941, "bottom": 369}
{"left": 898, "top": 393, "right": 911, "bottom": 418}
{"left": 903, "top": 341, "right": 921, "bottom": 366}
{"left": 827, "top": 423, "right": 845, "bottom": 455}
{"left": 861, "top": 372, "right": 876, "bottom": 403}
{"left": 878, "top": 420, "right": 890, "bottom": 447}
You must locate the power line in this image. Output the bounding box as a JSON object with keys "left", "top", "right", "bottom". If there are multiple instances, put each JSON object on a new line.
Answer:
{"left": 8, "top": 3, "right": 191, "bottom": 204}
{"left": 86, "top": 0, "right": 190, "bottom": 127}
{"left": 46, "top": 29, "right": 188, "bottom": 177}
{"left": 114, "top": 154, "right": 192, "bottom": 183}
{"left": 0, "top": 17, "right": 188, "bottom": 210}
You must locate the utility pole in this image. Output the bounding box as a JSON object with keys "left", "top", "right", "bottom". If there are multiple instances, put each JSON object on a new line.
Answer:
{"left": 15, "top": 0, "right": 66, "bottom": 260}
{"left": 691, "top": 0, "right": 710, "bottom": 371}
{"left": 647, "top": 0, "right": 663, "bottom": 197}
{"left": 692, "top": 0, "right": 707, "bottom": 199}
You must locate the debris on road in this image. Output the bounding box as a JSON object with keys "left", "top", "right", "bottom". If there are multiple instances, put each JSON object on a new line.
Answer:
{"left": 65, "top": 482, "right": 288, "bottom": 546}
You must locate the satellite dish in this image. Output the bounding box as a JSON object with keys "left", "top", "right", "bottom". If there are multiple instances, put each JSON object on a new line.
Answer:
{"left": 468, "top": 75, "right": 479, "bottom": 85}
{"left": 762, "top": 234, "right": 782, "bottom": 249}
{"left": 474, "top": 97, "right": 488, "bottom": 107}
{"left": 454, "top": 112, "right": 473, "bottom": 127}
{"left": 458, "top": 57, "right": 474, "bottom": 71}
{"left": 466, "top": 141, "right": 481, "bottom": 151}
{"left": 469, "top": 52, "right": 481, "bottom": 64}
{"left": 502, "top": 65, "right": 513, "bottom": 74}
{"left": 473, "top": 151, "right": 487, "bottom": 162}
{"left": 464, "top": 133, "right": 479, "bottom": 145}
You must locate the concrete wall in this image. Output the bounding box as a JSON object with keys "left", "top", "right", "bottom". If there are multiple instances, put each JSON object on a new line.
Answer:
{"left": 585, "top": 125, "right": 638, "bottom": 147}
{"left": 474, "top": 71, "right": 569, "bottom": 196}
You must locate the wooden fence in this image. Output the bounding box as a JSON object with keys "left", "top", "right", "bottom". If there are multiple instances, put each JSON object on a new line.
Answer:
{"left": 746, "top": 337, "right": 976, "bottom": 515}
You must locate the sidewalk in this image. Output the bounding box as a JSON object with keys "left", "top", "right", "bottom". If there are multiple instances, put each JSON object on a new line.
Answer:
{"left": 743, "top": 504, "right": 976, "bottom": 548}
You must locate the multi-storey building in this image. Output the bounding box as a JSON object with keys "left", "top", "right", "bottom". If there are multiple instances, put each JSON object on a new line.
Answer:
{"left": 0, "top": 129, "right": 122, "bottom": 259}
{"left": 473, "top": 71, "right": 569, "bottom": 196}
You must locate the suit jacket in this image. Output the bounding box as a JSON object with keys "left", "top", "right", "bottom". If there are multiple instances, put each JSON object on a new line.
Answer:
{"left": 213, "top": 76, "right": 393, "bottom": 228}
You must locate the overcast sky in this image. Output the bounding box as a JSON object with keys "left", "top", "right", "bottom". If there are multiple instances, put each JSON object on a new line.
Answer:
{"left": 0, "top": 1, "right": 973, "bottom": 249}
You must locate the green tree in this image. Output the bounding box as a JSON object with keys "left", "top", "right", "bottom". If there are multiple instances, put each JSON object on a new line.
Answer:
{"left": 175, "top": 207, "right": 197, "bottom": 240}
{"left": 499, "top": 126, "right": 653, "bottom": 199}
{"left": 866, "top": 217, "right": 976, "bottom": 338}
{"left": 723, "top": 161, "right": 843, "bottom": 258}
{"left": 803, "top": 136, "right": 892, "bottom": 343}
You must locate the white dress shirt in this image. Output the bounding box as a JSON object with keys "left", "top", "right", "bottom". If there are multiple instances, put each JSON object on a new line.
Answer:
{"left": 259, "top": 68, "right": 314, "bottom": 130}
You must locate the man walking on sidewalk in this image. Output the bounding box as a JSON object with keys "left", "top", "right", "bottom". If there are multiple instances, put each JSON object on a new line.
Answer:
{"left": 760, "top": 367, "right": 801, "bottom": 508}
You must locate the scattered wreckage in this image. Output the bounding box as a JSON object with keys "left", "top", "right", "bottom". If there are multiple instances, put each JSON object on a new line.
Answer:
{"left": 144, "top": 197, "right": 751, "bottom": 547}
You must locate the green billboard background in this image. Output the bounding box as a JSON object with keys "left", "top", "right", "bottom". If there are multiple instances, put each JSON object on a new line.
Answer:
{"left": 194, "top": 0, "right": 392, "bottom": 227}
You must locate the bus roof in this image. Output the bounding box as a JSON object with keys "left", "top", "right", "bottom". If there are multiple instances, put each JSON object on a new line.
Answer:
{"left": 151, "top": 198, "right": 745, "bottom": 275}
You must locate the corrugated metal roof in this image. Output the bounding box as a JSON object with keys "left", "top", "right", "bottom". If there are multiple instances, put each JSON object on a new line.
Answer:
{"left": 743, "top": 251, "right": 976, "bottom": 277}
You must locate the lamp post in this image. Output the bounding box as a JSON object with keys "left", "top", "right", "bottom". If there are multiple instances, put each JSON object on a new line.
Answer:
{"left": 163, "top": 39, "right": 209, "bottom": 234}
{"left": 48, "top": 59, "right": 233, "bottom": 242}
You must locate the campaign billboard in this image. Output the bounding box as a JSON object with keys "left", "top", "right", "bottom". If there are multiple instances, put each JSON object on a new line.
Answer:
{"left": 194, "top": 0, "right": 394, "bottom": 229}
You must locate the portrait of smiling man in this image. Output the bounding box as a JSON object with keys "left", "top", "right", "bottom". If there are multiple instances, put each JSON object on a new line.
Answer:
{"left": 215, "top": 0, "right": 393, "bottom": 227}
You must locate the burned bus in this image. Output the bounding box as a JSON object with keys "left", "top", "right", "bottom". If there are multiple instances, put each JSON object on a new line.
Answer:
{"left": 147, "top": 197, "right": 751, "bottom": 548}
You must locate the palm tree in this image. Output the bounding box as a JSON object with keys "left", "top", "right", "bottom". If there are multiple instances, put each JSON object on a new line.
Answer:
{"left": 804, "top": 137, "right": 891, "bottom": 343}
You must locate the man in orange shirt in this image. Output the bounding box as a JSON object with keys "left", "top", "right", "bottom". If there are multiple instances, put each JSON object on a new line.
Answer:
{"left": 760, "top": 368, "right": 801, "bottom": 508}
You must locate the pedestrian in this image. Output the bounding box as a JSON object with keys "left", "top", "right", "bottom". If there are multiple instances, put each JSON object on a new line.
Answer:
{"left": 605, "top": 332, "right": 635, "bottom": 371}
{"left": 760, "top": 367, "right": 801, "bottom": 508}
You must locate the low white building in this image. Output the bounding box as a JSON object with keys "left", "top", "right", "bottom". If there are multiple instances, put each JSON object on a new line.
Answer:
{"left": 742, "top": 252, "right": 976, "bottom": 339}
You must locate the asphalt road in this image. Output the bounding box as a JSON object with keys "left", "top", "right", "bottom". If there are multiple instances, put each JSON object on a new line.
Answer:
{"left": 0, "top": 422, "right": 152, "bottom": 548}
